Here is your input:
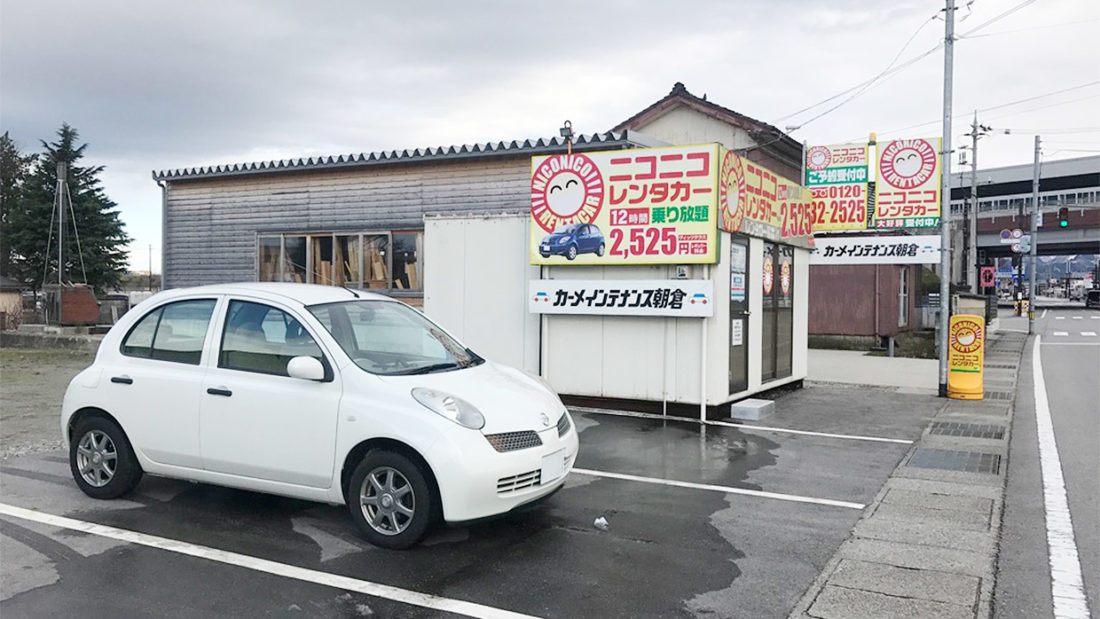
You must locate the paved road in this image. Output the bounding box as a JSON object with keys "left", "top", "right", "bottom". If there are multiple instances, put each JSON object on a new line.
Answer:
{"left": 0, "top": 386, "right": 941, "bottom": 618}
{"left": 996, "top": 307, "right": 1100, "bottom": 618}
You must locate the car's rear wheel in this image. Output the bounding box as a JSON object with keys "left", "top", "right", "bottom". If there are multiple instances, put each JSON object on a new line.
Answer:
{"left": 348, "top": 451, "right": 434, "bottom": 549}
{"left": 69, "top": 416, "right": 142, "bottom": 499}
{"left": 566, "top": 244, "right": 578, "bottom": 260}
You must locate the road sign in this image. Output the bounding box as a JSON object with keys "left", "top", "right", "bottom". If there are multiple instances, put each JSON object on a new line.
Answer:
{"left": 1000, "top": 228, "right": 1024, "bottom": 244}
{"left": 980, "top": 266, "right": 995, "bottom": 287}
{"left": 1011, "top": 243, "right": 1021, "bottom": 253}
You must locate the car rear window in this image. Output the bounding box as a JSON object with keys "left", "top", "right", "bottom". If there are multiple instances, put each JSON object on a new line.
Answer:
{"left": 121, "top": 299, "right": 217, "bottom": 365}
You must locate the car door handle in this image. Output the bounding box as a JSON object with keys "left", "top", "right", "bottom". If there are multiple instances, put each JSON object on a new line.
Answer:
{"left": 206, "top": 387, "right": 232, "bottom": 397}
{"left": 110, "top": 376, "right": 133, "bottom": 385}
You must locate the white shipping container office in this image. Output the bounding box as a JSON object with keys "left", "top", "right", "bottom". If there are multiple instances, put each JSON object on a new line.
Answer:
{"left": 424, "top": 213, "right": 810, "bottom": 418}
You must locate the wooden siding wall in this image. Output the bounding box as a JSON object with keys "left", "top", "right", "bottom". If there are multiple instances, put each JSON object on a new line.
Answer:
{"left": 808, "top": 264, "right": 919, "bottom": 337}
{"left": 164, "top": 157, "right": 531, "bottom": 287}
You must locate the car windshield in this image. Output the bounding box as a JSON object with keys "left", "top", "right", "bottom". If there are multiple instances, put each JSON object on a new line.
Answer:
{"left": 307, "top": 300, "right": 483, "bottom": 376}
{"left": 552, "top": 224, "right": 580, "bottom": 234}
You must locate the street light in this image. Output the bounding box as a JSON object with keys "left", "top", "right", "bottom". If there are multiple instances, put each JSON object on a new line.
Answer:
{"left": 560, "top": 120, "right": 574, "bottom": 154}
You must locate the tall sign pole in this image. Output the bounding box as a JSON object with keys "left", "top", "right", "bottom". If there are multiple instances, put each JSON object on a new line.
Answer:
{"left": 938, "top": 0, "right": 956, "bottom": 397}
{"left": 1028, "top": 135, "right": 1040, "bottom": 334}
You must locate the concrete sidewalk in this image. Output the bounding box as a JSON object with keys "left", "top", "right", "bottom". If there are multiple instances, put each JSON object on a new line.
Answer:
{"left": 808, "top": 349, "right": 938, "bottom": 394}
{"left": 791, "top": 331, "right": 1027, "bottom": 619}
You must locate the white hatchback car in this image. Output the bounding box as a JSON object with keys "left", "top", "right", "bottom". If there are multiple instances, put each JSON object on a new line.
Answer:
{"left": 62, "top": 283, "right": 578, "bottom": 548}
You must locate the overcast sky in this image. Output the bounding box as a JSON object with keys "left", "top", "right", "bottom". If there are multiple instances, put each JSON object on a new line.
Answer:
{"left": 3, "top": 0, "right": 1098, "bottom": 272}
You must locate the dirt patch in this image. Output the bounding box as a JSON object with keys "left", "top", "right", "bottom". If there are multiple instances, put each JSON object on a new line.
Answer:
{"left": 0, "top": 348, "right": 94, "bottom": 458}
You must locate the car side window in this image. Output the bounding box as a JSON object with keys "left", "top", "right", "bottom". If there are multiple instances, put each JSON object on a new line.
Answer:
{"left": 120, "top": 299, "right": 216, "bottom": 365}
{"left": 219, "top": 300, "right": 324, "bottom": 376}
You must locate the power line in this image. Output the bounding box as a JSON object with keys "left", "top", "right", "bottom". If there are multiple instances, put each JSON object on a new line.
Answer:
{"left": 871, "top": 81, "right": 1100, "bottom": 138}
{"left": 776, "top": 0, "right": 1041, "bottom": 130}
{"left": 775, "top": 13, "right": 941, "bottom": 123}
{"left": 958, "top": 16, "right": 1100, "bottom": 39}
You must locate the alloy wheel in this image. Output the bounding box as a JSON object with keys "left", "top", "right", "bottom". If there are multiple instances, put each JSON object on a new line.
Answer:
{"left": 76, "top": 430, "right": 117, "bottom": 487}
{"left": 359, "top": 466, "right": 415, "bottom": 535}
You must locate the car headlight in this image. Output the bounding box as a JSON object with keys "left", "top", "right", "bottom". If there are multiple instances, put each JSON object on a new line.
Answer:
{"left": 411, "top": 388, "right": 485, "bottom": 430}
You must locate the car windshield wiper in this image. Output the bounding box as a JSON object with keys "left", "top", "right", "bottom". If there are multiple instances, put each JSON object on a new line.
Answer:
{"left": 400, "top": 362, "right": 460, "bottom": 375}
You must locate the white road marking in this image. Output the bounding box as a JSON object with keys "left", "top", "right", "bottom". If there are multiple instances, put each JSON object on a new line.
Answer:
{"left": 1032, "top": 337, "right": 1092, "bottom": 618}
{"left": 1072, "top": 316, "right": 1083, "bottom": 320}
{"left": 571, "top": 468, "right": 865, "bottom": 510}
{"left": 1091, "top": 316, "right": 1100, "bottom": 320}
{"left": 1055, "top": 316, "right": 1066, "bottom": 320}
{"left": 1042, "top": 309, "right": 1049, "bottom": 318}
{"left": 0, "top": 503, "right": 538, "bottom": 619}
{"left": 1042, "top": 342, "right": 1100, "bottom": 347}
{"left": 1053, "top": 332, "right": 1069, "bottom": 336}
{"left": 1083, "top": 332, "right": 1098, "bottom": 337}
{"left": 570, "top": 406, "right": 912, "bottom": 445}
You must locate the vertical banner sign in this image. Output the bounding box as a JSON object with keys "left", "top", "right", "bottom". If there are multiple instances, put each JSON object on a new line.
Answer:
{"left": 948, "top": 314, "right": 985, "bottom": 400}
{"left": 716, "top": 147, "right": 814, "bottom": 249}
{"left": 874, "top": 137, "right": 942, "bottom": 229}
{"left": 530, "top": 145, "right": 719, "bottom": 265}
{"left": 804, "top": 143, "right": 870, "bottom": 231}
{"left": 980, "top": 266, "right": 995, "bottom": 288}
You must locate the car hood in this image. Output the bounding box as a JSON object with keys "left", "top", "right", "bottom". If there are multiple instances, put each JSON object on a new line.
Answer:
{"left": 378, "top": 361, "right": 566, "bottom": 434}
{"left": 542, "top": 233, "right": 572, "bottom": 243}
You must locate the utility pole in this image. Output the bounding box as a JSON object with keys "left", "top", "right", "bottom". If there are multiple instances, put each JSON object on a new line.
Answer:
{"left": 937, "top": 0, "right": 956, "bottom": 398}
{"left": 968, "top": 112, "right": 979, "bottom": 293}
{"left": 1028, "top": 135, "right": 1040, "bottom": 334}
{"left": 148, "top": 244, "right": 153, "bottom": 291}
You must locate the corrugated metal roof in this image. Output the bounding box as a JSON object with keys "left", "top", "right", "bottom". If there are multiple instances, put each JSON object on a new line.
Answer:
{"left": 152, "top": 131, "right": 634, "bottom": 181}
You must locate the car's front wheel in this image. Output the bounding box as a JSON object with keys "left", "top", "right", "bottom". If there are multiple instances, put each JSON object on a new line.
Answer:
{"left": 566, "top": 244, "right": 578, "bottom": 260}
{"left": 596, "top": 243, "right": 605, "bottom": 257}
{"left": 69, "top": 416, "right": 142, "bottom": 499}
{"left": 348, "top": 451, "right": 434, "bottom": 549}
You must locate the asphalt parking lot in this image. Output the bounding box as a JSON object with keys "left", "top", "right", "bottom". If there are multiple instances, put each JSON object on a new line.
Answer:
{"left": 0, "top": 383, "right": 942, "bottom": 618}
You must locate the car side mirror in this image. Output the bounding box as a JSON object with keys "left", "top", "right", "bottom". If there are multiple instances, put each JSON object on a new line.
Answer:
{"left": 287, "top": 356, "right": 326, "bottom": 381}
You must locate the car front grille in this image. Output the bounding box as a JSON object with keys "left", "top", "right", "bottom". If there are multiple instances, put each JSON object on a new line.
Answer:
{"left": 556, "top": 413, "right": 571, "bottom": 437}
{"left": 497, "top": 469, "right": 541, "bottom": 494}
{"left": 485, "top": 430, "right": 543, "bottom": 453}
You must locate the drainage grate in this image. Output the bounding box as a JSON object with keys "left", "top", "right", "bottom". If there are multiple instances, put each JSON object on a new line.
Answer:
{"left": 908, "top": 448, "right": 1001, "bottom": 474}
{"left": 984, "top": 391, "right": 1014, "bottom": 401}
{"left": 985, "top": 363, "right": 1017, "bottom": 369}
{"left": 929, "top": 422, "right": 1005, "bottom": 440}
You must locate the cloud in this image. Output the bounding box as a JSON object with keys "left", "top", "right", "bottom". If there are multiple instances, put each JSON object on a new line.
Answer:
{"left": 2, "top": 0, "right": 1097, "bottom": 271}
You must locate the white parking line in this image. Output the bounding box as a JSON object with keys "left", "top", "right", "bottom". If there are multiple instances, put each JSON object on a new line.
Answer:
{"left": 570, "top": 406, "right": 913, "bottom": 445}
{"left": 1032, "top": 338, "right": 1092, "bottom": 618}
{"left": 1072, "top": 316, "right": 1083, "bottom": 320}
{"left": 0, "top": 503, "right": 538, "bottom": 619}
{"left": 572, "top": 468, "right": 865, "bottom": 510}
{"left": 1055, "top": 316, "right": 1066, "bottom": 320}
{"left": 1082, "top": 332, "right": 1097, "bottom": 337}
{"left": 1053, "top": 332, "right": 1069, "bottom": 336}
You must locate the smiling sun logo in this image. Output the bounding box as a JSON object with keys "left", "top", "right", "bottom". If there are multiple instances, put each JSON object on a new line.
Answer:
{"left": 950, "top": 319, "right": 983, "bottom": 354}
{"left": 879, "top": 139, "right": 936, "bottom": 190}
{"left": 530, "top": 154, "right": 604, "bottom": 233}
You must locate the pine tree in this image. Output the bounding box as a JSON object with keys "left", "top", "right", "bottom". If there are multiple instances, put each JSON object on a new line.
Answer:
{"left": 6, "top": 124, "right": 130, "bottom": 294}
{"left": 0, "top": 132, "right": 38, "bottom": 278}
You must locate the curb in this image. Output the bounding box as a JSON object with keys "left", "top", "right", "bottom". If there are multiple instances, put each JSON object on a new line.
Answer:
{"left": 788, "top": 330, "right": 1028, "bottom": 619}
{"left": 0, "top": 331, "right": 103, "bottom": 353}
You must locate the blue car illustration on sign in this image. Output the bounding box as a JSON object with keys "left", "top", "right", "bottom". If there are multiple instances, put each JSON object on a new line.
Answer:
{"left": 539, "top": 223, "right": 605, "bottom": 261}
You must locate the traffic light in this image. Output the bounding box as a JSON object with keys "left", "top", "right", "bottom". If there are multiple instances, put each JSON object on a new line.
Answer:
{"left": 1058, "top": 206, "right": 1070, "bottom": 228}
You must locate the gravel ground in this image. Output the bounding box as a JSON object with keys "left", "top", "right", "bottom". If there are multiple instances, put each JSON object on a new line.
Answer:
{"left": 0, "top": 348, "right": 94, "bottom": 459}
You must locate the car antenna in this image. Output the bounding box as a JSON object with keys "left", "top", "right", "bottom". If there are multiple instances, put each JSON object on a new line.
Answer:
{"left": 342, "top": 285, "right": 360, "bottom": 299}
